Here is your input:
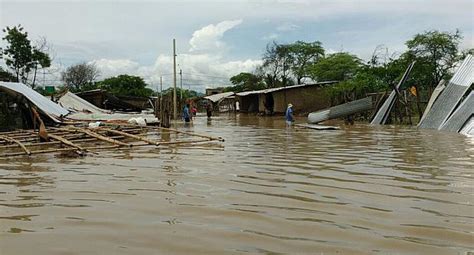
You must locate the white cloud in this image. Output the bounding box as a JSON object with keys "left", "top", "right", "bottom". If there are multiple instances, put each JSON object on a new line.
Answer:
{"left": 262, "top": 33, "right": 279, "bottom": 40}
{"left": 189, "top": 19, "right": 243, "bottom": 52}
{"left": 89, "top": 59, "right": 140, "bottom": 79}
{"left": 276, "top": 23, "right": 300, "bottom": 32}
{"left": 87, "top": 20, "right": 261, "bottom": 91}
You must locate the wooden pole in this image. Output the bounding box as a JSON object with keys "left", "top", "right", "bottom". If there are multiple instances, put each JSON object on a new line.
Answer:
{"left": 48, "top": 133, "right": 87, "bottom": 152}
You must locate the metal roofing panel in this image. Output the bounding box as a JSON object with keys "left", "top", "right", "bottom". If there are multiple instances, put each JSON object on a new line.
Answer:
{"left": 0, "top": 82, "right": 69, "bottom": 121}
{"left": 371, "top": 62, "right": 415, "bottom": 125}
{"left": 58, "top": 91, "right": 109, "bottom": 114}
{"left": 204, "top": 92, "right": 235, "bottom": 102}
{"left": 236, "top": 81, "right": 337, "bottom": 97}
{"left": 439, "top": 91, "right": 474, "bottom": 132}
{"left": 419, "top": 55, "right": 474, "bottom": 129}
{"left": 459, "top": 116, "right": 474, "bottom": 136}
{"left": 308, "top": 97, "right": 372, "bottom": 124}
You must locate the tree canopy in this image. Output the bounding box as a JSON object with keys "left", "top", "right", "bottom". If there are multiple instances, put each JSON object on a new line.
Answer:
{"left": 96, "top": 74, "right": 153, "bottom": 97}
{"left": 61, "top": 62, "right": 100, "bottom": 92}
{"left": 1, "top": 25, "right": 51, "bottom": 87}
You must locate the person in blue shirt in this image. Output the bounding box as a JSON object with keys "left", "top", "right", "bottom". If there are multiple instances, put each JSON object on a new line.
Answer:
{"left": 183, "top": 104, "right": 191, "bottom": 123}
{"left": 285, "top": 103, "right": 294, "bottom": 126}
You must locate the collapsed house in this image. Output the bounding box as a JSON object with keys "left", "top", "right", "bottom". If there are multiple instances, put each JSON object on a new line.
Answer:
{"left": 0, "top": 82, "right": 69, "bottom": 130}
{"left": 76, "top": 89, "right": 152, "bottom": 112}
{"left": 203, "top": 92, "right": 236, "bottom": 112}
{"left": 0, "top": 82, "right": 223, "bottom": 158}
{"left": 236, "top": 81, "right": 337, "bottom": 114}
{"left": 58, "top": 91, "right": 158, "bottom": 124}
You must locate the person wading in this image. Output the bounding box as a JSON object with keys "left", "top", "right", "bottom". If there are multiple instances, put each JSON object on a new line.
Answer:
{"left": 285, "top": 103, "right": 295, "bottom": 126}
{"left": 183, "top": 104, "right": 191, "bottom": 123}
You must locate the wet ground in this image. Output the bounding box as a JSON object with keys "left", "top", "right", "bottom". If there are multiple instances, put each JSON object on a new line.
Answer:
{"left": 0, "top": 114, "right": 473, "bottom": 254}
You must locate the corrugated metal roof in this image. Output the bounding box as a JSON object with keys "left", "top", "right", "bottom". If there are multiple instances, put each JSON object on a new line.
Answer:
{"left": 459, "top": 116, "right": 474, "bottom": 136}
{"left": 58, "top": 91, "right": 109, "bottom": 114}
{"left": 204, "top": 92, "right": 235, "bottom": 102}
{"left": 418, "top": 55, "right": 474, "bottom": 129}
{"left": 236, "top": 81, "right": 337, "bottom": 97}
{"left": 440, "top": 91, "right": 474, "bottom": 132}
{"left": 0, "top": 82, "right": 69, "bottom": 122}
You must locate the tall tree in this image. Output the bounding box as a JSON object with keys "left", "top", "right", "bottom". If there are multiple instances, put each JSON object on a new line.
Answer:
{"left": 1, "top": 25, "right": 51, "bottom": 87}
{"left": 61, "top": 62, "right": 100, "bottom": 91}
{"left": 227, "top": 72, "right": 265, "bottom": 92}
{"left": 288, "top": 41, "right": 325, "bottom": 84}
{"left": 405, "top": 29, "right": 462, "bottom": 89}
{"left": 261, "top": 41, "right": 294, "bottom": 88}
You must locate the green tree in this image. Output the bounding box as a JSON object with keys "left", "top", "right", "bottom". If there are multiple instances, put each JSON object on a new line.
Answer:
{"left": 0, "top": 66, "right": 17, "bottom": 82}
{"left": 405, "top": 29, "right": 462, "bottom": 89}
{"left": 1, "top": 25, "right": 51, "bottom": 87}
{"left": 61, "top": 62, "right": 100, "bottom": 91}
{"left": 288, "top": 41, "right": 325, "bottom": 84}
{"left": 261, "top": 41, "right": 294, "bottom": 88}
{"left": 97, "top": 74, "right": 153, "bottom": 97}
{"left": 309, "top": 52, "right": 362, "bottom": 81}
{"left": 226, "top": 72, "right": 265, "bottom": 92}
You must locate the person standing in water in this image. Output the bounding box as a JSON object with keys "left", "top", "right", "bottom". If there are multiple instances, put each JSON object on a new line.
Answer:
{"left": 285, "top": 103, "right": 294, "bottom": 126}
{"left": 183, "top": 104, "right": 191, "bottom": 123}
{"left": 206, "top": 103, "right": 213, "bottom": 120}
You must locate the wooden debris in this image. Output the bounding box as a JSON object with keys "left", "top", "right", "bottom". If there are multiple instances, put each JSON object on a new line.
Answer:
{"left": 0, "top": 135, "right": 31, "bottom": 155}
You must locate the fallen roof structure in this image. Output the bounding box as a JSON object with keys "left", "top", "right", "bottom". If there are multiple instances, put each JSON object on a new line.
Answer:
{"left": 418, "top": 80, "right": 447, "bottom": 125}
{"left": 58, "top": 92, "right": 158, "bottom": 124}
{"left": 0, "top": 125, "right": 224, "bottom": 158}
{"left": 0, "top": 82, "right": 69, "bottom": 123}
{"left": 203, "top": 91, "right": 235, "bottom": 103}
{"left": 370, "top": 61, "right": 415, "bottom": 125}
{"left": 308, "top": 96, "right": 373, "bottom": 124}
{"left": 439, "top": 91, "right": 473, "bottom": 132}
{"left": 418, "top": 54, "right": 474, "bottom": 129}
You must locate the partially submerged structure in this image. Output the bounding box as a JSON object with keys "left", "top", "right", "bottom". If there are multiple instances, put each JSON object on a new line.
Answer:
{"left": 0, "top": 125, "right": 224, "bottom": 158}
{"left": 370, "top": 62, "right": 416, "bottom": 125}
{"left": 418, "top": 55, "right": 474, "bottom": 131}
{"left": 76, "top": 89, "right": 148, "bottom": 112}
{"left": 58, "top": 92, "right": 158, "bottom": 124}
{"left": 0, "top": 82, "right": 69, "bottom": 130}
{"left": 236, "top": 82, "right": 337, "bottom": 114}
{"left": 203, "top": 92, "right": 236, "bottom": 112}
{"left": 308, "top": 96, "right": 374, "bottom": 124}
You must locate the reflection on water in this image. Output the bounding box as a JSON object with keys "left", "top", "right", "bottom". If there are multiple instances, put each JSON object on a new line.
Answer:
{"left": 0, "top": 114, "right": 473, "bottom": 254}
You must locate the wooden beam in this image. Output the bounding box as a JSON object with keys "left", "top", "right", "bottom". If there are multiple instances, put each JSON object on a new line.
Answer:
{"left": 0, "top": 135, "right": 31, "bottom": 155}
{"left": 66, "top": 127, "right": 131, "bottom": 147}
{"left": 99, "top": 128, "right": 160, "bottom": 146}
{"left": 48, "top": 133, "right": 87, "bottom": 152}
{"left": 152, "top": 126, "right": 225, "bottom": 141}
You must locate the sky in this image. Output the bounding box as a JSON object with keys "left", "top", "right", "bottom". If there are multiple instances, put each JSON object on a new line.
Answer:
{"left": 0, "top": 0, "right": 473, "bottom": 92}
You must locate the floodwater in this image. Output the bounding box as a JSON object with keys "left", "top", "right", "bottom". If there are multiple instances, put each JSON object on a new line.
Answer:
{"left": 0, "top": 115, "right": 473, "bottom": 255}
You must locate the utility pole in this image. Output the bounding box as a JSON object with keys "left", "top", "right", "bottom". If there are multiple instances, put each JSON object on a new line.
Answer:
{"left": 179, "top": 69, "right": 183, "bottom": 99}
{"left": 159, "top": 76, "right": 163, "bottom": 117}
{"left": 173, "top": 39, "right": 177, "bottom": 120}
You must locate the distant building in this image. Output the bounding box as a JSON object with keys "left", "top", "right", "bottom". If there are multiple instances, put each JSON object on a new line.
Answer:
{"left": 205, "top": 88, "right": 224, "bottom": 96}
{"left": 236, "top": 82, "right": 337, "bottom": 114}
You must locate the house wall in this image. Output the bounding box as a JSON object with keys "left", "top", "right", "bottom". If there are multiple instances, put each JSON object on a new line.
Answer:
{"left": 238, "top": 94, "right": 259, "bottom": 112}
{"left": 271, "top": 86, "right": 331, "bottom": 113}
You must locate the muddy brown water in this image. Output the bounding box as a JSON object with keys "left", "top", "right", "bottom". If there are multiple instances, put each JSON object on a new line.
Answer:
{"left": 0, "top": 115, "right": 473, "bottom": 254}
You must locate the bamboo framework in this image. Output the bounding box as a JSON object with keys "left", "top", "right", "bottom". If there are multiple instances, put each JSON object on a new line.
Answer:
{"left": 0, "top": 125, "right": 223, "bottom": 158}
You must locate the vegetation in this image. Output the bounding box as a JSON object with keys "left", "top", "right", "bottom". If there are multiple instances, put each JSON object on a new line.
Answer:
{"left": 95, "top": 75, "right": 153, "bottom": 97}
{"left": 61, "top": 62, "right": 100, "bottom": 91}
{"left": 1, "top": 25, "right": 51, "bottom": 88}
{"left": 227, "top": 29, "right": 468, "bottom": 106}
